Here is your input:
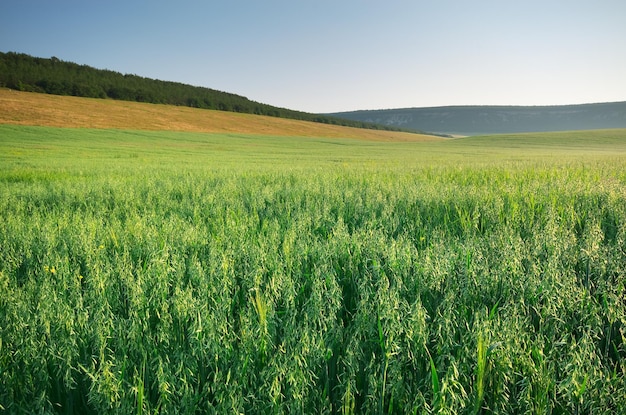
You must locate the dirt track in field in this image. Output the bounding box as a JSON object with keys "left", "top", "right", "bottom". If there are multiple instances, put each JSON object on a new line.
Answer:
{"left": 0, "top": 89, "right": 441, "bottom": 142}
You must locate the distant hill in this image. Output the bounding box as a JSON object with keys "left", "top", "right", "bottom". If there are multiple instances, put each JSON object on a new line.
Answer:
{"left": 330, "top": 102, "right": 626, "bottom": 136}
{"left": 0, "top": 51, "right": 410, "bottom": 133}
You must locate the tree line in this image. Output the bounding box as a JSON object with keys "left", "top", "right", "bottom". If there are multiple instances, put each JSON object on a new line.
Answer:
{"left": 0, "top": 52, "right": 411, "bottom": 132}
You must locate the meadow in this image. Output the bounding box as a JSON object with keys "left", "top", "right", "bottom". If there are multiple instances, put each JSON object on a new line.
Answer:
{"left": 1, "top": 124, "right": 625, "bottom": 414}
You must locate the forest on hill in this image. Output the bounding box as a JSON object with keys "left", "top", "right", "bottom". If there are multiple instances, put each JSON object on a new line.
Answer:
{"left": 0, "top": 52, "right": 408, "bottom": 133}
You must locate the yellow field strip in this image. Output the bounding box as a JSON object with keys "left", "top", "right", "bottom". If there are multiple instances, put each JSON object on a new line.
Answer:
{"left": 0, "top": 89, "right": 440, "bottom": 142}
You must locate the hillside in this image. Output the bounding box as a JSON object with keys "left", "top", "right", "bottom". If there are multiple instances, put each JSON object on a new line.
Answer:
{"left": 0, "top": 89, "right": 439, "bottom": 142}
{"left": 330, "top": 102, "right": 626, "bottom": 136}
{"left": 0, "top": 51, "right": 410, "bottom": 133}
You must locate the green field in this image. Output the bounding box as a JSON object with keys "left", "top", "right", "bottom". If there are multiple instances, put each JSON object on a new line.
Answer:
{"left": 1, "top": 125, "right": 626, "bottom": 413}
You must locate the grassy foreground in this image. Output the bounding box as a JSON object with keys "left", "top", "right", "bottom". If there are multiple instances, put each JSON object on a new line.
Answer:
{"left": 1, "top": 126, "right": 626, "bottom": 413}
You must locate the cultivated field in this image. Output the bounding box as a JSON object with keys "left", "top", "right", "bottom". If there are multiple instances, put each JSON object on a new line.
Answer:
{"left": 1, "top": 96, "right": 626, "bottom": 414}
{"left": 0, "top": 89, "right": 438, "bottom": 142}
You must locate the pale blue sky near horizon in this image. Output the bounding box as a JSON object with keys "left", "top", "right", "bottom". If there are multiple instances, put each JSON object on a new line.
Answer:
{"left": 1, "top": 0, "right": 625, "bottom": 113}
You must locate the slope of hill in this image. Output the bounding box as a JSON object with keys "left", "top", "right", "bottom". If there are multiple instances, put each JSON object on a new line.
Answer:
{"left": 0, "top": 89, "right": 439, "bottom": 142}
{"left": 0, "top": 51, "right": 410, "bottom": 133}
{"left": 330, "top": 102, "right": 626, "bottom": 136}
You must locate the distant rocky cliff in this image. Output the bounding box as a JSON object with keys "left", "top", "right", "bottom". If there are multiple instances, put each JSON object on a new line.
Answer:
{"left": 330, "top": 102, "right": 626, "bottom": 136}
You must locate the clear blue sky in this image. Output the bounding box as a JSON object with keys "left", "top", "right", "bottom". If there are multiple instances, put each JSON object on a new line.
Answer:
{"left": 1, "top": 0, "right": 625, "bottom": 113}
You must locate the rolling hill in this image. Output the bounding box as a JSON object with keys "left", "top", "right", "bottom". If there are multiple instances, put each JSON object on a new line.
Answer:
{"left": 4, "top": 52, "right": 624, "bottom": 138}
{"left": 0, "top": 51, "right": 412, "bottom": 134}
{"left": 330, "top": 102, "right": 626, "bottom": 136}
{"left": 0, "top": 89, "right": 439, "bottom": 142}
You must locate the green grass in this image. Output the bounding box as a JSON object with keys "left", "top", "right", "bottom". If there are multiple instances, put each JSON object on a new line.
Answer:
{"left": 1, "top": 125, "right": 626, "bottom": 413}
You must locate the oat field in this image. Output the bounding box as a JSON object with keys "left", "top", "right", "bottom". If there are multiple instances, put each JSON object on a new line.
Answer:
{"left": 1, "top": 125, "right": 625, "bottom": 413}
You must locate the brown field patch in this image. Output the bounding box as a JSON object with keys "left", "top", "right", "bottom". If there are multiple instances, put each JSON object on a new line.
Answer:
{"left": 0, "top": 89, "right": 440, "bottom": 142}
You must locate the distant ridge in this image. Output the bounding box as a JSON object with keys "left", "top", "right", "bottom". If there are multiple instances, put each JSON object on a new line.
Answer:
{"left": 330, "top": 102, "right": 626, "bottom": 136}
